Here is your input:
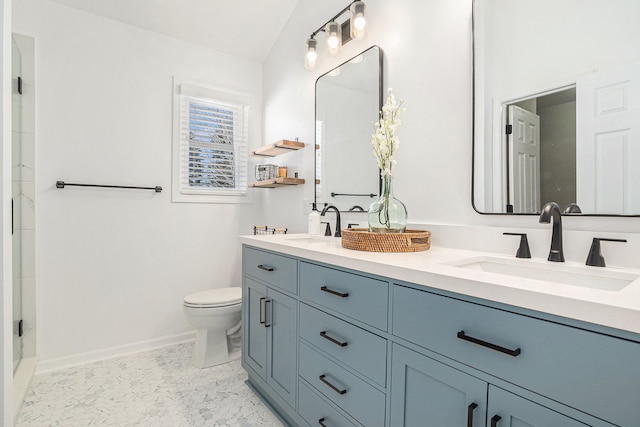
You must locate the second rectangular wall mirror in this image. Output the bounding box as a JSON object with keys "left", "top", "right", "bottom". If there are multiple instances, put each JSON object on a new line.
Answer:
{"left": 473, "top": 0, "right": 640, "bottom": 216}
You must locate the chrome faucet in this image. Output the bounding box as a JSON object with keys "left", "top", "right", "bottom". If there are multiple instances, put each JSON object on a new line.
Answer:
{"left": 539, "top": 202, "right": 564, "bottom": 262}
{"left": 320, "top": 205, "right": 342, "bottom": 237}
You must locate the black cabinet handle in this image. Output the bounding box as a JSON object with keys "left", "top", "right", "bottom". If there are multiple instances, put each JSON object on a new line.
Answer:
{"left": 467, "top": 402, "right": 478, "bottom": 427}
{"left": 264, "top": 299, "right": 272, "bottom": 328}
{"left": 457, "top": 330, "right": 521, "bottom": 357}
{"left": 319, "top": 374, "right": 347, "bottom": 395}
{"left": 259, "top": 297, "right": 266, "bottom": 325}
{"left": 491, "top": 415, "right": 501, "bottom": 427}
{"left": 320, "top": 331, "right": 348, "bottom": 347}
{"left": 320, "top": 286, "right": 349, "bottom": 298}
{"left": 318, "top": 417, "right": 327, "bottom": 427}
{"left": 257, "top": 264, "right": 274, "bottom": 272}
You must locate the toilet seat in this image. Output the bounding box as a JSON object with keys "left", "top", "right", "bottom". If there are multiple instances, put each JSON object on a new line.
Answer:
{"left": 184, "top": 287, "right": 242, "bottom": 308}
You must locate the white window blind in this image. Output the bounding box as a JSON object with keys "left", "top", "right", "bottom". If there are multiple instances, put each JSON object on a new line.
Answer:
{"left": 178, "top": 93, "right": 248, "bottom": 197}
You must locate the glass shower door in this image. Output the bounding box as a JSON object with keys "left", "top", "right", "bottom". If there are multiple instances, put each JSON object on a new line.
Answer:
{"left": 12, "top": 36, "right": 23, "bottom": 372}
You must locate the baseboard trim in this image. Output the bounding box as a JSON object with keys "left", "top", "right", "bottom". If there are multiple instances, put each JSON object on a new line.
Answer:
{"left": 36, "top": 331, "right": 196, "bottom": 374}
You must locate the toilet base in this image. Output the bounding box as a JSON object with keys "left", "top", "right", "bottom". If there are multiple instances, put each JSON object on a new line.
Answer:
{"left": 192, "top": 328, "right": 240, "bottom": 368}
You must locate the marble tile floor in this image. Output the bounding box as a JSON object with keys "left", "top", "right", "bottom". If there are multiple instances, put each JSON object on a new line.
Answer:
{"left": 17, "top": 342, "right": 285, "bottom": 427}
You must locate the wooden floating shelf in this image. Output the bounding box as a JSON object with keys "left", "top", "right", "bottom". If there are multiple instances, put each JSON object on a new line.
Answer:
{"left": 252, "top": 177, "right": 306, "bottom": 188}
{"left": 251, "top": 140, "right": 305, "bottom": 157}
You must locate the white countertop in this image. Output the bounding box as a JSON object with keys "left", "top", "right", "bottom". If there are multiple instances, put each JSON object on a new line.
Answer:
{"left": 241, "top": 233, "right": 640, "bottom": 336}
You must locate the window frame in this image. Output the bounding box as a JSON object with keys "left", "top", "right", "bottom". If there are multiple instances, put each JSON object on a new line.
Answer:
{"left": 172, "top": 79, "right": 253, "bottom": 204}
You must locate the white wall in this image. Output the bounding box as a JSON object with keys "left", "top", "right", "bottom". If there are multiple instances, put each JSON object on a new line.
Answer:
{"left": 12, "top": 0, "right": 263, "bottom": 366}
{"left": 262, "top": 0, "right": 640, "bottom": 266}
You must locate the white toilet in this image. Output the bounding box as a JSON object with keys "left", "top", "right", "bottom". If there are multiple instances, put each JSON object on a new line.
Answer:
{"left": 183, "top": 287, "right": 242, "bottom": 368}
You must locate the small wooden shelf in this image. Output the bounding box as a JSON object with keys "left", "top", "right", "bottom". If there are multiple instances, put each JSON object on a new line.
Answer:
{"left": 251, "top": 140, "right": 305, "bottom": 157}
{"left": 252, "top": 177, "right": 306, "bottom": 188}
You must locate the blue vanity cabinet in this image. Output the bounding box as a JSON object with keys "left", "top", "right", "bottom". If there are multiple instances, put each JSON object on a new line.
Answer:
{"left": 297, "top": 261, "right": 389, "bottom": 427}
{"left": 244, "top": 277, "right": 268, "bottom": 379}
{"left": 242, "top": 244, "right": 633, "bottom": 427}
{"left": 487, "top": 386, "right": 588, "bottom": 427}
{"left": 242, "top": 247, "right": 299, "bottom": 414}
{"left": 390, "top": 344, "right": 487, "bottom": 427}
{"left": 392, "top": 283, "right": 626, "bottom": 426}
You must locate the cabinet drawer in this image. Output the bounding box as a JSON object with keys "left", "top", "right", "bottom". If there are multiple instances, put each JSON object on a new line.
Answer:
{"left": 243, "top": 246, "right": 297, "bottom": 293}
{"left": 299, "top": 380, "right": 361, "bottom": 427}
{"left": 299, "top": 342, "right": 385, "bottom": 427}
{"left": 299, "top": 303, "right": 387, "bottom": 387}
{"left": 392, "top": 284, "right": 640, "bottom": 427}
{"left": 299, "top": 262, "right": 388, "bottom": 330}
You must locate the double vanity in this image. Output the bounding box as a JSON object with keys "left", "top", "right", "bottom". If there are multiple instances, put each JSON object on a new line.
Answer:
{"left": 240, "top": 234, "right": 640, "bottom": 427}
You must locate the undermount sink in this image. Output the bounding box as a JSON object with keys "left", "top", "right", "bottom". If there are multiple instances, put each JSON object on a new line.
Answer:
{"left": 445, "top": 256, "right": 639, "bottom": 292}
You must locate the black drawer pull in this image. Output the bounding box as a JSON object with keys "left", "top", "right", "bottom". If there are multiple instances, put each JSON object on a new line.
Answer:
{"left": 319, "top": 374, "right": 347, "bottom": 395}
{"left": 320, "top": 331, "right": 348, "bottom": 347}
{"left": 264, "top": 299, "right": 272, "bottom": 328}
{"left": 318, "top": 417, "right": 327, "bottom": 427}
{"left": 491, "top": 415, "right": 501, "bottom": 427}
{"left": 257, "top": 264, "right": 274, "bottom": 272}
{"left": 457, "top": 330, "right": 521, "bottom": 357}
{"left": 320, "top": 286, "right": 349, "bottom": 298}
{"left": 467, "top": 402, "right": 478, "bottom": 427}
{"left": 259, "top": 297, "right": 266, "bottom": 325}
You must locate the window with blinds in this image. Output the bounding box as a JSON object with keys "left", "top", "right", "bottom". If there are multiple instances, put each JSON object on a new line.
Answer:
{"left": 177, "top": 94, "right": 248, "bottom": 198}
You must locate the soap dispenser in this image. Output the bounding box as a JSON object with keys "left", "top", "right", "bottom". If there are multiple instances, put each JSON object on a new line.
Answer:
{"left": 308, "top": 203, "right": 321, "bottom": 235}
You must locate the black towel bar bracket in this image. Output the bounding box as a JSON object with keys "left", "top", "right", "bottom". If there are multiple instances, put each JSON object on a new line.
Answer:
{"left": 56, "top": 181, "right": 162, "bottom": 193}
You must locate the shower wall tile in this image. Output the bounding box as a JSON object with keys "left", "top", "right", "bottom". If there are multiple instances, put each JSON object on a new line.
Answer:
{"left": 12, "top": 230, "right": 22, "bottom": 278}
{"left": 20, "top": 83, "right": 35, "bottom": 134}
{"left": 21, "top": 277, "right": 37, "bottom": 358}
{"left": 18, "top": 132, "right": 34, "bottom": 182}
{"left": 17, "top": 181, "right": 35, "bottom": 230}
{"left": 12, "top": 181, "right": 22, "bottom": 230}
{"left": 20, "top": 229, "right": 35, "bottom": 279}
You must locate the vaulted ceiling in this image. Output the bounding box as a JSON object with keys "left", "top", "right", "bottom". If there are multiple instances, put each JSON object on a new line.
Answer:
{"left": 49, "top": 0, "right": 300, "bottom": 63}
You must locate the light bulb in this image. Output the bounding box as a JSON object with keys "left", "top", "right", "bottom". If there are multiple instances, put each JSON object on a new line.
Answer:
{"left": 305, "top": 37, "right": 318, "bottom": 70}
{"left": 350, "top": 1, "right": 367, "bottom": 40}
{"left": 325, "top": 21, "right": 341, "bottom": 56}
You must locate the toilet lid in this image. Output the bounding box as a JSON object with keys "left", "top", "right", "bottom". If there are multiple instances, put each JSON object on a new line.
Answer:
{"left": 184, "top": 287, "right": 242, "bottom": 307}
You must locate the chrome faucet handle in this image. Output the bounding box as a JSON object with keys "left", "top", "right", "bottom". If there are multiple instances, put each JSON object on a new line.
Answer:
{"left": 503, "top": 233, "right": 531, "bottom": 259}
{"left": 586, "top": 238, "right": 627, "bottom": 267}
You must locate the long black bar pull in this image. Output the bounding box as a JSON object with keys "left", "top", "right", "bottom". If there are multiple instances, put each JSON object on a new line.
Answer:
{"left": 457, "top": 330, "right": 521, "bottom": 357}
{"left": 56, "top": 181, "right": 162, "bottom": 193}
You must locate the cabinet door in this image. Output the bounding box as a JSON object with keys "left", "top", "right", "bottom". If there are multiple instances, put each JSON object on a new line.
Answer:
{"left": 487, "top": 386, "right": 588, "bottom": 427}
{"left": 267, "top": 288, "right": 298, "bottom": 409}
{"left": 243, "top": 277, "right": 267, "bottom": 380}
{"left": 390, "top": 344, "right": 487, "bottom": 427}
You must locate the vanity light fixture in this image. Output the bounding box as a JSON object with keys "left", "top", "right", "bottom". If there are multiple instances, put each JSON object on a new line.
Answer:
{"left": 305, "top": 37, "right": 319, "bottom": 70}
{"left": 304, "top": 0, "right": 367, "bottom": 70}
{"left": 325, "top": 21, "right": 342, "bottom": 56}
{"left": 350, "top": 1, "right": 367, "bottom": 39}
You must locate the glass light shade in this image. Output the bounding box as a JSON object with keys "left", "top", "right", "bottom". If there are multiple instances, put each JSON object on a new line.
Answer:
{"left": 305, "top": 38, "right": 318, "bottom": 70}
{"left": 325, "top": 21, "right": 341, "bottom": 56}
{"left": 350, "top": 1, "right": 367, "bottom": 40}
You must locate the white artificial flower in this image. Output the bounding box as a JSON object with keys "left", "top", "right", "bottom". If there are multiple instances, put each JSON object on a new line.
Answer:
{"left": 371, "top": 88, "right": 404, "bottom": 177}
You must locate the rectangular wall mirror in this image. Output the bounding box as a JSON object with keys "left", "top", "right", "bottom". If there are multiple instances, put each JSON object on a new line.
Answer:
{"left": 473, "top": 0, "right": 640, "bottom": 216}
{"left": 315, "top": 45, "right": 382, "bottom": 212}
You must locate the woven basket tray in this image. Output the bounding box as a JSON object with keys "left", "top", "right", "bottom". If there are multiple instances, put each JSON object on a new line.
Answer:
{"left": 341, "top": 228, "right": 431, "bottom": 253}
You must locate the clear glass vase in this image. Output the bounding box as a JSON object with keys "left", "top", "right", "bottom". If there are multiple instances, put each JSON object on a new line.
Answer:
{"left": 368, "top": 175, "right": 408, "bottom": 233}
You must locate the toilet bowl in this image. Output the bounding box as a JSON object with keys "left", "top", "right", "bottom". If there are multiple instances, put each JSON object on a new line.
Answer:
{"left": 183, "top": 287, "right": 242, "bottom": 368}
